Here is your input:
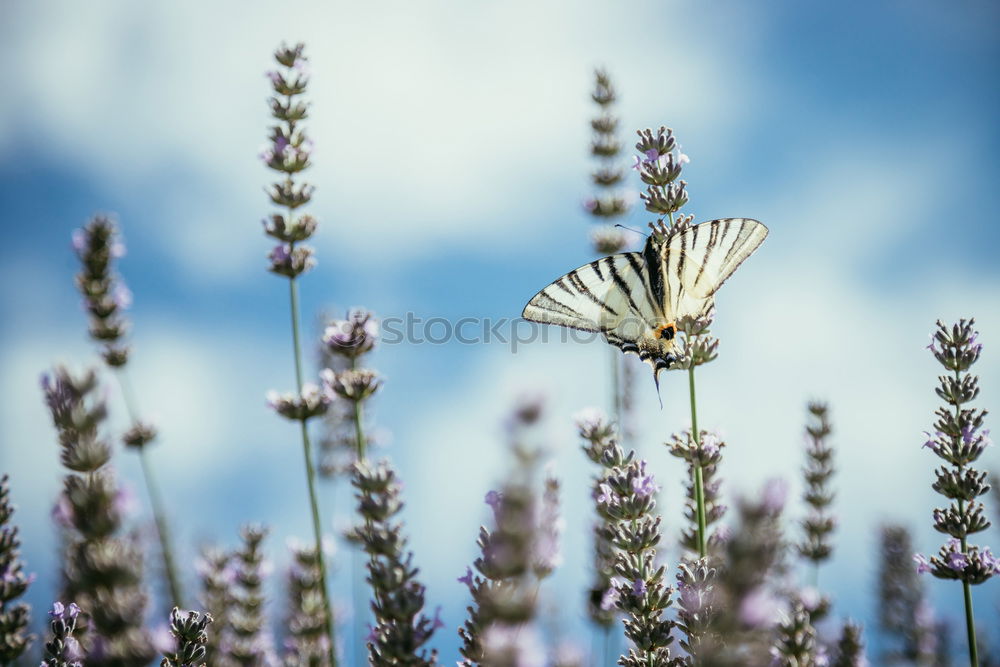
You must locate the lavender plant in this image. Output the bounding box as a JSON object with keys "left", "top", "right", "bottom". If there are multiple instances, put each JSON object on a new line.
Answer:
{"left": 72, "top": 215, "right": 181, "bottom": 608}
{"left": 577, "top": 408, "right": 619, "bottom": 654}
{"left": 696, "top": 482, "right": 788, "bottom": 666}
{"left": 318, "top": 309, "right": 379, "bottom": 477}
{"left": 0, "top": 474, "right": 32, "bottom": 664}
{"left": 41, "top": 602, "right": 84, "bottom": 667}
{"left": 770, "top": 602, "right": 820, "bottom": 667}
{"left": 160, "top": 608, "right": 213, "bottom": 667}
{"left": 879, "top": 524, "right": 938, "bottom": 664}
{"left": 283, "top": 541, "right": 331, "bottom": 666}
{"left": 579, "top": 410, "right": 679, "bottom": 666}
{"left": 321, "top": 309, "right": 381, "bottom": 656}
{"left": 458, "top": 395, "right": 552, "bottom": 666}
{"left": 221, "top": 525, "right": 275, "bottom": 666}
{"left": 798, "top": 402, "right": 836, "bottom": 588}
{"left": 41, "top": 367, "right": 156, "bottom": 665}
{"left": 351, "top": 461, "right": 441, "bottom": 665}
{"left": 667, "top": 426, "right": 726, "bottom": 556}
{"left": 196, "top": 546, "right": 233, "bottom": 665}
{"left": 261, "top": 41, "right": 337, "bottom": 665}
{"left": 917, "top": 319, "right": 996, "bottom": 666}
{"left": 584, "top": 69, "right": 635, "bottom": 444}
{"left": 831, "top": 621, "right": 866, "bottom": 667}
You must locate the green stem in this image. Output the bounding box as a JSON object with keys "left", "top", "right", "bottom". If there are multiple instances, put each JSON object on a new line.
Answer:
{"left": 610, "top": 348, "right": 622, "bottom": 434}
{"left": 688, "top": 366, "right": 707, "bottom": 558}
{"left": 960, "top": 526, "right": 978, "bottom": 667}
{"left": 287, "top": 276, "right": 338, "bottom": 667}
{"left": 951, "top": 367, "right": 978, "bottom": 667}
{"left": 114, "top": 370, "right": 183, "bottom": 610}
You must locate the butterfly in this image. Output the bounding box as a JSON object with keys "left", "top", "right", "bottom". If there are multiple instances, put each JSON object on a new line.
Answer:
{"left": 522, "top": 217, "right": 768, "bottom": 394}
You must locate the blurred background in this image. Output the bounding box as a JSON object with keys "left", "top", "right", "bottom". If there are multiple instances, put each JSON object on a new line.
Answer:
{"left": 1, "top": 0, "right": 998, "bottom": 663}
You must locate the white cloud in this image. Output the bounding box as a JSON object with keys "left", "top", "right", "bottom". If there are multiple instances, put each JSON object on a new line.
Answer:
{"left": 1, "top": 0, "right": 770, "bottom": 280}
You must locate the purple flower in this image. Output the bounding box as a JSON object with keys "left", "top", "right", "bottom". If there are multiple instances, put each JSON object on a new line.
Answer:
{"left": 150, "top": 624, "right": 176, "bottom": 653}
{"left": 52, "top": 494, "right": 75, "bottom": 528}
{"left": 599, "top": 579, "right": 622, "bottom": 611}
{"left": 485, "top": 490, "right": 502, "bottom": 513}
{"left": 269, "top": 243, "right": 291, "bottom": 263}
{"left": 113, "top": 482, "right": 138, "bottom": 519}
{"left": 582, "top": 198, "right": 597, "bottom": 213}
{"left": 293, "top": 57, "right": 311, "bottom": 76}
{"left": 644, "top": 149, "right": 659, "bottom": 163}
{"left": 49, "top": 601, "right": 65, "bottom": 619}
{"left": 596, "top": 482, "right": 616, "bottom": 506}
{"left": 700, "top": 431, "right": 721, "bottom": 458}
{"left": 798, "top": 586, "right": 822, "bottom": 612}
{"left": 112, "top": 283, "right": 132, "bottom": 309}
{"left": 762, "top": 478, "right": 788, "bottom": 512}
{"left": 71, "top": 229, "right": 86, "bottom": 253}
{"left": 630, "top": 155, "right": 644, "bottom": 171}
{"left": 946, "top": 550, "right": 968, "bottom": 572}
{"left": 631, "top": 460, "right": 657, "bottom": 497}
{"left": 63, "top": 636, "right": 84, "bottom": 661}
{"left": 739, "top": 587, "right": 782, "bottom": 628}
{"left": 365, "top": 623, "right": 378, "bottom": 643}
{"left": 632, "top": 578, "right": 647, "bottom": 597}
{"left": 430, "top": 605, "right": 445, "bottom": 630}
{"left": 457, "top": 567, "right": 474, "bottom": 588}
{"left": 913, "top": 553, "right": 931, "bottom": 574}
{"left": 265, "top": 70, "right": 281, "bottom": 85}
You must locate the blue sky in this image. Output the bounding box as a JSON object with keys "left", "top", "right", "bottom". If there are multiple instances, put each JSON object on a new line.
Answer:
{"left": 1, "top": 0, "right": 999, "bottom": 663}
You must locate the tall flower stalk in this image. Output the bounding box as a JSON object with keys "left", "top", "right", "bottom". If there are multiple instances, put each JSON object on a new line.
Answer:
{"left": 697, "top": 482, "right": 787, "bottom": 665}
{"left": 798, "top": 402, "right": 836, "bottom": 588}
{"left": 261, "top": 41, "right": 336, "bottom": 665}
{"left": 671, "top": 310, "right": 718, "bottom": 559}
{"left": 579, "top": 410, "right": 679, "bottom": 666}
{"left": 0, "top": 474, "right": 33, "bottom": 664}
{"left": 72, "top": 215, "right": 181, "bottom": 608}
{"left": 196, "top": 546, "right": 232, "bottom": 665}
{"left": 41, "top": 602, "right": 84, "bottom": 667}
{"left": 350, "top": 461, "right": 441, "bottom": 665}
{"left": 284, "top": 540, "right": 331, "bottom": 666}
{"left": 458, "top": 395, "right": 553, "bottom": 666}
{"left": 41, "top": 367, "right": 155, "bottom": 665}
{"left": 878, "top": 524, "right": 938, "bottom": 664}
{"left": 632, "top": 125, "right": 704, "bottom": 555}
{"left": 323, "top": 328, "right": 381, "bottom": 657}
{"left": 577, "top": 409, "right": 618, "bottom": 663}
{"left": 584, "top": 69, "right": 634, "bottom": 442}
{"left": 222, "top": 525, "right": 275, "bottom": 666}
{"left": 916, "top": 319, "right": 996, "bottom": 667}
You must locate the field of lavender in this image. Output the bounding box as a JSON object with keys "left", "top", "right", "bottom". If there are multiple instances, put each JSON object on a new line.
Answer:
{"left": 2, "top": 3, "right": 999, "bottom": 666}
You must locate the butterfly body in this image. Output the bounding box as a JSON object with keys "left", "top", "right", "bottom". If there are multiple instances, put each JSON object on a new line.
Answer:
{"left": 522, "top": 217, "right": 768, "bottom": 383}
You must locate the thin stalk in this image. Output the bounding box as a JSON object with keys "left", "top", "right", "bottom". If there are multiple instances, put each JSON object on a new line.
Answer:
{"left": 959, "top": 520, "right": 978, "bottom": 667}
{"left": 114, "top": 370, "right": 183, "bottom": 609}
{"left": 348, "top": 355, "right": 369, "bottom": 659}
{"left": 610, "top": 348, "right": 622, "bottom": 432}
{"left": 687, "top": 365, "right": 707, "bottom": 558}
{"left": 287, "top": 275, "right": 338, "bottom": 667}
{"left": 952, "top": 367, "right": 978, "bottom": 667}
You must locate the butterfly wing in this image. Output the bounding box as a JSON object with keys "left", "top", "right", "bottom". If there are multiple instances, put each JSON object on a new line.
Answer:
{"left": 660, "top": 218, "right": 768, "bottom": 319}
{"left": 522, "top": 253, "right": 663, "bottom": 338}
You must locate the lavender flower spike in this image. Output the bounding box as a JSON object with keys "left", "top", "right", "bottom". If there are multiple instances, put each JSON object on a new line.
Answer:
{"left": 261, "top": 40, "right": 337, "bottom": 665}
{"left": 0, "top": 475, "right": 33, "bottom": 664}
{"left": 160, "top": 607, "right": 213, "bottom": 667}
{"left": 919, "top": 319, "right": 994, "bottom": 666}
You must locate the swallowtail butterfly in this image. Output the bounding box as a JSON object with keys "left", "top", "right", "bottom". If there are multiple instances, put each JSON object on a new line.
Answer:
{"left": 522, "top": 217, "right": 767, "bottom": 392}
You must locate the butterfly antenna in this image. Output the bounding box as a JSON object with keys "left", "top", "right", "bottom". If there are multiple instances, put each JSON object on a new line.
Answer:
{"left": 615, "top": 223, "right": 648, "bottom": 238}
